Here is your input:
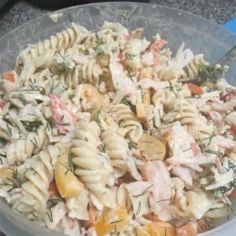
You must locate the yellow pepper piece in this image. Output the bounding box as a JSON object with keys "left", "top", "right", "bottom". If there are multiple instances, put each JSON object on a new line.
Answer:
{"left": 95, "top": 204, "right": 130, "bottom": 236}
{"left": 55, "top": 151, "right": 83, "bottom": 198}
{"left": 137, "top": 222, "right": 176, "bottom": 236}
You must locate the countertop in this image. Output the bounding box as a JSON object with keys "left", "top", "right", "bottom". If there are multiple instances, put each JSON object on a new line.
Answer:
{"left": 0, "top": 0, "right": 236, "bottom": 235}
{"left": 0, "top": 0, "right": 236, "bottom": 37}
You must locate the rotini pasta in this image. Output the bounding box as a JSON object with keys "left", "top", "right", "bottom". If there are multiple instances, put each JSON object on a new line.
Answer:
{"left": 10, "top": 145, "right": 62, "bottom": 219}
{"left": 109, "top": 104, "right": 143, "bottom": 142}
{"left": 101, "top": 127, "right": 129, "bottom": 177}
{"left": 71, "top": 120, "right": 115, "bottom": 209}
{"left": 182, "top": 54, "right": 208, "bottom": 79}
{"left": 6, "top": 127, "right": 48, "bottom": 165}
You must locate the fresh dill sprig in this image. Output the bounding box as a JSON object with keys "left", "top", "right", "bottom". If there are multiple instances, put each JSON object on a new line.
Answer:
{"left": 59, "top": 152, "right": 75, "bottom": 175}
{"left": 167, "top": 81, "right": 177, "bottom": 97}
{"left": 6, "top": 123, "right": 12, "bottom": 137}
{"left": 0, "top": 137, "right": 6, "bottom": 145}
{"left": 30, "top": 137, "right": 38, "bottom": 148}
{"left": 205, "top": 149, "right": 224, "bottom": 156}
{"left": 121, "top": 98, "right": 132, "bottom": 107}
{"left": 125, "top": 53, "right": 136, "bottom": 61}
{"left": 47, "top": 207, "right": 53, "bottom": 222}
{"left": 95, "top": 107, "right": 103, "bottom": 128}
{"left": 132, "top": 184, "right": 153, "bottom": 198}
{"left": 47, "top": 198, "right": 62, "bottom": 208}
{"left": 21, "top": 118, "right": 43, "bottom": 132}
{"left": 135, "top": 201, "right": 142, "bottom": 216}
{"left": 128, "top": 141, "right": 137, "bottom": 149}
{"left": 109, "top": 218, "right": 125, "bottom": 224}
{"left": 198, "top": 64, "right": 225, "bottom": 84}
{"left": 0, "top": 169, "right": 26, "bottom": 190}
{"left": 93, "top": 33, "right": 105, "bottom": 51}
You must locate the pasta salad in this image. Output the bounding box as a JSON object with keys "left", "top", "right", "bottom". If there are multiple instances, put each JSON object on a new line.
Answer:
{"left": 0, "top": 21, "right": 235, "bottom": 236}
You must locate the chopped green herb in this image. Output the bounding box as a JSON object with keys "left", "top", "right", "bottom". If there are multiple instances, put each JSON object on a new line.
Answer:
{"left": 21, "top": 119, "right": 43, "bottom": 132}
{"left": 125, "top": 53, "right": 136, "bottom": 61}
{"left": 59, "top": 152, "right": 75, "bottom": 175}
{"left": 183, "top": 147, "right": 192, "bottom": 152}
{"left": 47, "top": 207, "right": 53, "bottom": 222}
{"left": 93, "top": 33, "right": 105, "bottom": 51}
{"left": 128, "top": 141, "right": 137, "bottom": 149}
{"left": 199, "top": 64, "right": 225, "bottom": 84}
{"left": 0, "top": 137, "right": 6, "bottom": 145}
{"left": 0, "top": 151, "right": 7, "bottom": 158}
{"left": 121, "top": 98, "right": 132, "bottom": 107}
{"left": 156, "top": 198, "right": 170, "bottom": 204}
{"left": 205, "top": 149, "right": 224, "bottom": 156}
{"left": 30, "top": 137, "right": 38, "bottom": 148}
{"left": 135, "top": 201, "right": 142, "bottom": 216}
{"left": 6, "top": 123, "right": 12, "bottom": 137}
{"left": 18, "top": 93, "right": 27, "bottom": 104}
{"left": 109, "top": 218, "right": 124, "bottom": 224}
{"left": 96, "top": 107, "right": 103, "bottom": 128}
{"left": 99, "top": 144, "right": 106, "bottom": 152}
{"left": 47, "top": 198, "right": 62, "bottom": 208}
{"left": 132, "top": 184, "right": 153, "bottom": 198}
{"left": 167, "top": 81, "right": 177, "bottom": 97}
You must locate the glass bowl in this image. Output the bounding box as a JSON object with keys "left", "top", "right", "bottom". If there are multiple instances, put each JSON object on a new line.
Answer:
{"left": 0, "top": 2, "right": 235, "bottom": 236}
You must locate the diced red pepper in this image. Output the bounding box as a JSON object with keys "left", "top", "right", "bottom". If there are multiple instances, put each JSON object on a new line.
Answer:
{"left": 188, "top": 83, "right": 204, "bottom": 95}
{"left": 3, "top": 71, "right": 17, "bottom": 83}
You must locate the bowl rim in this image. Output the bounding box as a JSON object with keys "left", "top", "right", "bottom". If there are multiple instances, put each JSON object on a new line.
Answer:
{"left": 0, "top": 1, "right": 236, "bottom": 235}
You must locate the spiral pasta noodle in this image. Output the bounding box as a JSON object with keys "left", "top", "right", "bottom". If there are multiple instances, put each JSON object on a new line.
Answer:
{"left": 101, "top": 127, "right": 129, "bottom": 176}
{"left": 6, "top": 127, "right": 48, "bottom": 165}
{"left": 109, "top": 104, "right": 143, "bottom": 142}
{"left": 16, "top": 23, "right": 81, "bottom": 69}
{"left": 71, "top": 120, "right": 114, "bottom": 208}
{"left": 176, "top": 99, "right": 213, "bottom": 138}
{"left": 183, "top": 54, "right": 208, "bottom": 79}
{"left": 11, "top": 145, "right": 62, "bottom": 219}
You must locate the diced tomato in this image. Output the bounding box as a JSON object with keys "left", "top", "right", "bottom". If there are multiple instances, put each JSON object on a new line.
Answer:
{"left": 49, "top": 180, "right": 60, "bottom": 198}
{"left": 3, "top": 71, "right": 17, "bottom": 83}
{"left": 176, "top": 222, "right": 198, "bottom": 236}
{"left": 188, "top": 83, "right": 204, "bottom": 95}
{"left": 191, "top": 143, "right": 201, "bottom": 156}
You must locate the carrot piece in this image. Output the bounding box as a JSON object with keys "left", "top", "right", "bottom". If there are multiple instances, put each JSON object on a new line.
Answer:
{"left": 176, "top": 222, "right": 198, "bottom": 236}
{"left": 188, "top": 83, "right": 204, "bottom": 95}
{"left": 3, "top": 71, "right": 17, "bottom": 83}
